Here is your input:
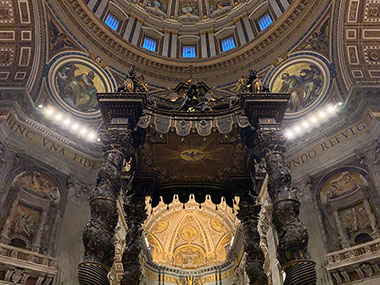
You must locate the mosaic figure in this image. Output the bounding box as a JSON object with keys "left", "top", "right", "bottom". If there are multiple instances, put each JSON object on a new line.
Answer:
{"left": 272, "top": 62, "right": 324, "bottom": 113}
{"left": 55, "top": 62, "right": 106, "bottom": 112}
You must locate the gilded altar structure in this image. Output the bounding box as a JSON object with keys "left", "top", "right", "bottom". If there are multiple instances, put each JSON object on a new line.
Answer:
{"left": 1, "top": 0, "right": 380, "bottom": 284}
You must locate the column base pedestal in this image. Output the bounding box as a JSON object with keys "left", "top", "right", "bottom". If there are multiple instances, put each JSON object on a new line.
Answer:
{"left": 283, "top": 261, "right": 316, "bottom": 285}
{"left": 78, "top": 262, "right": 110, "bottom": 285}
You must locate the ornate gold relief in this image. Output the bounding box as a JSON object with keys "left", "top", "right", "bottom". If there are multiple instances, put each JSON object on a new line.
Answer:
{"left": 181, "top": 226, "right": 198, "bottom": 241}
{"left": 144, "top": 195, "right": 239, "bottom": 270}
{"left": 180, "top": 149, "right": 206, "bottom": 162}
{"left": 320, "top": 171, "right": 367, "bottom": 203}
{"left": 176, "top": 276, "right": 203, "bottom": 285}
{"left": 153, "top": 219, "right": 169, "bottom": 233}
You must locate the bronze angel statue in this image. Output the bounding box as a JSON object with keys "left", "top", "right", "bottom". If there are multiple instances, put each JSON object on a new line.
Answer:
{"left": 118, "top": 66, "right": 149, "bottom": 93}
{"left": 235, "top": 70, "right": 270, "bottom": 93}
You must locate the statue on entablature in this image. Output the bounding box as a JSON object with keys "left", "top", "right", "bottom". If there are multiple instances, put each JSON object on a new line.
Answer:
{"left": 236, "top": 69, "right": 270, "bottom": 93}
{"left": 118, "top": 66, "right": 149, "bottom": 93}
{"left": 174, "top": 80, "right": 212, "bottom": 112}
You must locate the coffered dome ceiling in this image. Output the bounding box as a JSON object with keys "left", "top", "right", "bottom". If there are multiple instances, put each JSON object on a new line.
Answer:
{"left": 144, "top": 195, "right": 239, "bottom": 270}
{"left": 45, "top": 0, "right": 330, "bottom": 85}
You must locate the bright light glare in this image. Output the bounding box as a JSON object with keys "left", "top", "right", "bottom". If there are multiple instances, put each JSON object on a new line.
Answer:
{"left": 63, "top": 118, "right": 71, "bottom": 126}
{"left": 41, "top": 105, "right": 98, "bottom": 143}
{"left": 327, "top": 105, "right": 335, "bottom": 113}
{"left": 45, "top": 108, "right": 54, "bottom": 116}
{"left": 230, "top": 236, "right": 235, "bottom": 247}
{"left": 88, "top": 132, "right": 96, "bottom": 140}
{"left": 80, "top": 128, "right": 88, "bottom": 135}
{"left": 310, "top": 116, "right": 317, "bottom": 123}
{"left": 319, "top": 111, "right": 326, "bottom": 118}
{"left": 285, "top": 130, "right": 294, "bottom": 139}
{"left": 285, "top": 103, "right": 343, "bottom": 140}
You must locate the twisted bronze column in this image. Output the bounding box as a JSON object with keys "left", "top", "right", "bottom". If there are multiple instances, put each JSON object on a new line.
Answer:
{"left": 237, "top": 190, "right": 268, "bottom": 285}
{"left": 78, "top": 130, "right": 135, "bottom": 285}
{"left": 120, "top": 183, "right": 148, "bottom": 285}
{"left": 256, "top": 130, "right": 316, "bottom": 285}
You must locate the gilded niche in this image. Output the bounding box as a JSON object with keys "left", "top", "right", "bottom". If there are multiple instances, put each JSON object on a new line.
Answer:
{"left": 12, "top": 171, "right": 60, "bottom": 203}
{"left": 320, "top": 171, "right": 367, "bottom": 203}
{"left": 1, "top": 170, "right": 61, "bottom": 250}
{"left": 144, "top": 196, "right": 238, "bottom": 270}
{"left": 319, "top": 169, "right": 379, "bottom": 247}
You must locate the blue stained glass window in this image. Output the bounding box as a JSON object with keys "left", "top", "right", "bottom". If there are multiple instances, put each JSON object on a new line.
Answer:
{"left": 143, "top": 37, "right": 157, "bottom": 52}
{"left": 105, "top": 13, "right": 120, "bottom": 31}
{"left": 182, "top": 45, "right": 196, "bottom": 58}
{"left": 258, "top": 13, "right": 273, "bottom": 31}
{"left": 221, "top": 37, "right": 235, "bottom": 52}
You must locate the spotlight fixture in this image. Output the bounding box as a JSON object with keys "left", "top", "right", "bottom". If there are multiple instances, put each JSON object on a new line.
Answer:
{"left": 88, "top": 132, "right": 96, "bottom": 141}
{"left": 285, "top": 129, "right": 294, "bottom": 139}
{"left": 327, "top": 105, "right": 335, "bottom": 113}
{"left": 38, "top": 105, "right": 102, "bottom": 143}
{"left": 283, "top": 103, "right": 342, "bottom": 140}
{"left": 63, "top": 118, "right": 71, "bottom": 126}
{"left": 55, "top": 113, "right": 62, "bottom": 121}
{"left": 45, "top": 108, "right": 54, "bottom": 117}
{"left": 309, "top": 116, "right": 317, "bottom": 123}
{"left": 80, "top": 128, "right": 88, "bottom": 135}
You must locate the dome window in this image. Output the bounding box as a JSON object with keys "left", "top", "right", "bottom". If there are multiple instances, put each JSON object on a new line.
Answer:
{"left": 182, "top": 45, "right": 196, "bottom": 58}
{"left": 105, "top": 13, "right": 120, "bottom": 31}
{"left": 143, "top": 37, "right": 157, "bottom": 52}
{"left": 221, "top": 36, "right": 235, "bottom": 52}
{"left": 257, "top": 13, "right": 273, "bottom": 31}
